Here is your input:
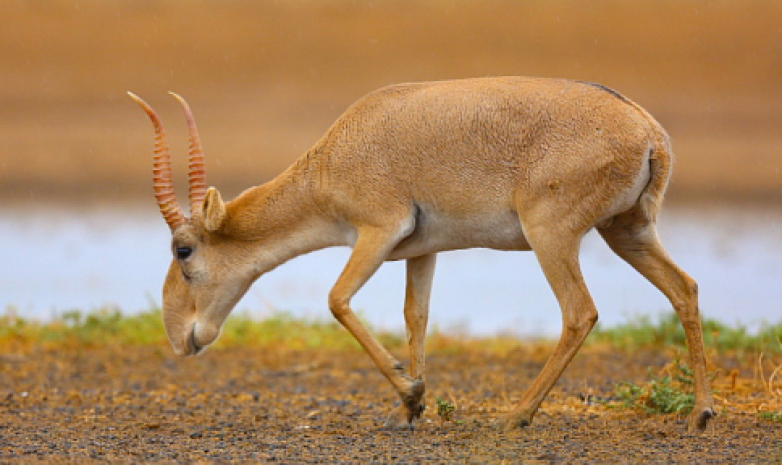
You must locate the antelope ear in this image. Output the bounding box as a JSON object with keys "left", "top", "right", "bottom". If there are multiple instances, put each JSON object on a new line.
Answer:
{"left": 202, "top": 187, "right": 227, "bottom": 232}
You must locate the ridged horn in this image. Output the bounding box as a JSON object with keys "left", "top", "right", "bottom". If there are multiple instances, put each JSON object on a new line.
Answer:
{"left": 169, "top": 92, "right": 208, "bottom": 218}
{"left": 127, "top": 92, "right": 187, "bottom": 231}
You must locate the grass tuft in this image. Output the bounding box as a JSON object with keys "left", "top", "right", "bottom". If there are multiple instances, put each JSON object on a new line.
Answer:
{"left": 435, "top": 396, "right": 456, "bottom": 424}
{"left": 759, "top": 411, "right": 782, "bottom": 422}
{"left": 607, "top": 355, "right": 695, "bottom": 415}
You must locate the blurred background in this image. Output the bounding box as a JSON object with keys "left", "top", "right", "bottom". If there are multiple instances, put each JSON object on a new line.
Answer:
{"left": 1, "top": 0, "right": 781, "bottom": 335}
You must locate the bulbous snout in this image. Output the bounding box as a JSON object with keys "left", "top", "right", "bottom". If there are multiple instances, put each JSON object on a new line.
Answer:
{"left": 160, "top": 261, "right": 248, "bottom": 357}
{"left": 192, "top": 322, "right": 221, "bottom": 352}
{"left": 169, "top": 321, "right": 221, "bottom": 357}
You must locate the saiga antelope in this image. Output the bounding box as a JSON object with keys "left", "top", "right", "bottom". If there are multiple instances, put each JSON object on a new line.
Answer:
{"left": 129, "top": 77, "right": 715, "bottom": 431}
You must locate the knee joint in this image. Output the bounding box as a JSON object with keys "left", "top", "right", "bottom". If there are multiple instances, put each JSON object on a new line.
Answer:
{"left": 328, "top": 293, "right": 350, "bottom": 320}
{"left": 674, "top": 277, "right": 700, "bottom": 316}
{"left": 565, "top": 309, "right": 598, "bottom": 335}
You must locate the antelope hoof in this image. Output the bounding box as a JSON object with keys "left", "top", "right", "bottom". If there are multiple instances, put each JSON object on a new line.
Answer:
{"left": 687, "top": 406, "right": 716, "bottom": 432}
{"left": 495, "top": 411, "right": 533, "bottom": 431}
{"left": 383, "top": 404, "right": 416, "bottom": 430}
{"left": 401, "top": 379, "right": 425, "bottom": 416}
{"left": 383, "top": 378, "right": 425, "bottom": 429}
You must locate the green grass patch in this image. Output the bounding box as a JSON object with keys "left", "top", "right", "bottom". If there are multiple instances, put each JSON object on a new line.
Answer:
{"left": 590, "top": 313, "right": 782, "bottom": 355}
{"left": 3, "top": 306, "right": 782, "bottom": 357}
{"left": 0, "top": 306, "right": 167, "bottom": 348}
{"left": 606, "top": 355, "right": 696, "bottom": 415}
{"left": 759, "top": 411, "right": 782, "bottom": 422}
{"left": 0, "top": 306, "right": 523, "bottom": 354}
{"left": 0, "top": 306, "right": 404, "bottom": 352}
{"left": 435, "top": 396, "right": 456, "bottom": 424}
{"left": 215, "top": 310, "right": 403, "bottom": 351}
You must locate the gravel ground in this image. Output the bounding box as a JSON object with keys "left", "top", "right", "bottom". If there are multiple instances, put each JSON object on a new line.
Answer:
{"left": 2, "top": 344, "right": 781, "bottom": 463}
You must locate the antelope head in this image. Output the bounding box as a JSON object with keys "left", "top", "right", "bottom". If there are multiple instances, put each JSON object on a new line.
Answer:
{"left": 129, "top": 92, "right": 255, "bottom": 356}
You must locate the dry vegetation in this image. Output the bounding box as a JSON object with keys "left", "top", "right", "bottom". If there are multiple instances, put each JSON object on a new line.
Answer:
{"left": 1, "top": 310, "right": 781, "bottom": 462}
{"left": 0, "top": 0, "right": 780, "bottom": 205}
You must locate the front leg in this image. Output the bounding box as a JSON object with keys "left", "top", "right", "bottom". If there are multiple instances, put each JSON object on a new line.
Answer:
{"left": 385, "top": 254, "right": 437, "bottom": 429}
{"left": 327, "top": 224, "right": 423, "bottom": 427}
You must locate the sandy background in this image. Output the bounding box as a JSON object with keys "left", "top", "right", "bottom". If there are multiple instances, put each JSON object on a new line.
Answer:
{"left": 0, "top": 0, "right": 780, "bottom": 207}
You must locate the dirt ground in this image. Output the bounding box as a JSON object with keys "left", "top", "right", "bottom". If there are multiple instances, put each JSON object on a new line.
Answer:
{"left": 2, "top": 344, "right": 780, "bottom": 463}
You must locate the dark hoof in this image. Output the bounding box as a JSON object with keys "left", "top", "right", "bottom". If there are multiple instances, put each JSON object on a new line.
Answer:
{"left": 383, "top": 405, "right": 416, "bottom": 430}
{"left": 688, "top": 407, "right": 716, "bottom": 432}
{"left": 494, "top": 412, "right": 532, "bottom": 431}
{"left": 401, "top": 379, "right": 426, "bottom": 419}
{"left": 383, "top": 378, "right": 426, "bottom": 430}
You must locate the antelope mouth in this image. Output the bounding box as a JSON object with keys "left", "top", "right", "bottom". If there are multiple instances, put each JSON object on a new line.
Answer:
{"left": 186, "top": 326, "right": 204, "bottom": 356}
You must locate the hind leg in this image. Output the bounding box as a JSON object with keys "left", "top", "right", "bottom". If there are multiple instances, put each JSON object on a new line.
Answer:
{"left": 599, "top": 212, "right": 715, "bottom": 431}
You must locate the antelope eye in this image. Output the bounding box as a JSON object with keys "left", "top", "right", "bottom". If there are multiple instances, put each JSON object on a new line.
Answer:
{"left": 176, "top": 246, "right": 193, "bottom": 260}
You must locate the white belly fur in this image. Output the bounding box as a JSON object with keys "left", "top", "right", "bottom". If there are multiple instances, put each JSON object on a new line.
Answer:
{"left": 388, "top": 207, "right": 530, "bottom": 260}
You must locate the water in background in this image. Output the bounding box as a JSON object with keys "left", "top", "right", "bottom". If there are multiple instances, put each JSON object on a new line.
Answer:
{"left": 2, "top": 203, "right": 781, "bottom": 336}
